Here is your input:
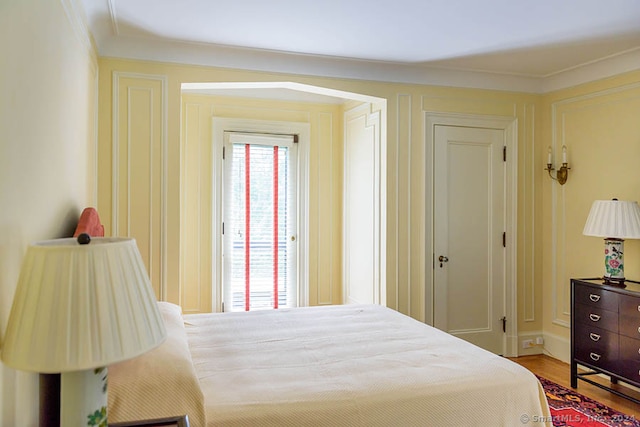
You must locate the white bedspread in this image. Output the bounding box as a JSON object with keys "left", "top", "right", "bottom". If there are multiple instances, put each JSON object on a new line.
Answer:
{"left": 185, "top": 304, "right": 551, "bottom": 427}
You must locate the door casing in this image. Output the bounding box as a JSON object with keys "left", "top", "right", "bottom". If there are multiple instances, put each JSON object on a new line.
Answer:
{"left": 425, "top": 112, "right": 518, "bottom": 357}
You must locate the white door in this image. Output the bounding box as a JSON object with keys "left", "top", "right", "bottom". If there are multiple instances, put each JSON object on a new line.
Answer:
{"left": 433, "top": 125, "right": 506, "bottom": 354}
{"left": 222, "top": 132, "right": 298, "bottom": 312}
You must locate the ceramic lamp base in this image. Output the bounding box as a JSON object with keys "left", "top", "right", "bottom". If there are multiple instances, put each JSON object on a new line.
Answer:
{"left": 604, "top": 238, "right": 625, "bottom": 285}
{"left": 60, "top": 367, "right": 108, "bottom": 427}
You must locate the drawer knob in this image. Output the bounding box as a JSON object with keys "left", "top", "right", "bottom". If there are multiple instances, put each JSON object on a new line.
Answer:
{"left": 637, "top": 326, "right": 640, "bottom": 334}
{"left": 589, "top": 294, "right": 601, "bottom": 302}
{"left": 589, "top": 314, "right": 601, "bottom": 322}
{"left": 589, "top": 333, "right": 601, "bottom": 342}
{"left": 590, "top": 353, "right": 601, "bottom": 361}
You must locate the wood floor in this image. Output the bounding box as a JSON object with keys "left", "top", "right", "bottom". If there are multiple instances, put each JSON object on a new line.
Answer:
{"left": 510, "top": 355, "right": 640, "bottom": 419}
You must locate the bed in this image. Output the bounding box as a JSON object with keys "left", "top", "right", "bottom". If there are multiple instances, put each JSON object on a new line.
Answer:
{"left": 75, "top": 208, "right": 551, "bottom": 426}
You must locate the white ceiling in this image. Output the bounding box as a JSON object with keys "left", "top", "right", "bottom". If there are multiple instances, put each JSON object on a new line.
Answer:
{"left": 82, "top": 0, "right": 640, "bottom": 93}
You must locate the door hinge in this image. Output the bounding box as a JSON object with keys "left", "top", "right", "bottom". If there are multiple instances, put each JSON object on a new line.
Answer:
{"left": 222, "top": 146, "right": 225, "bottom": 160}
{"left": 500, "top": 316, "right": 507, "bottom": 333}
{"left": 503, "top": 146, "right": 506, "bottom": 162}
{"left": 222, "top": 222, "right": 225, "bottom": 235}
{"left": 293, "top": 134, "right": 299, "bottom": 143}
{"left": 502, "top": 231, "right": 506, "bottom": 247}
{"left": 222, "top": 302, "right": 225, "bottom": 313}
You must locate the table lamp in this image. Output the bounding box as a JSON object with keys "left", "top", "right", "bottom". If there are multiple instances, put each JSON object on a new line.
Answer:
{"left": 583, "top": 199, "right": 640, "bottom": 286}
{"left": 1, "top": 235, "right": 166, "bottom": 426}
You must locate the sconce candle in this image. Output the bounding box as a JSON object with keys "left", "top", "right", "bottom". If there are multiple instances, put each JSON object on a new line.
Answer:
{"left": 544, "top": 145, "right": 570, "bottom": 185}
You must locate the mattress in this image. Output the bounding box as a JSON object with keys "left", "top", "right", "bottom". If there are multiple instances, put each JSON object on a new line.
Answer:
{"left": 184, "top": 304, "right": 551, "bottom": 427}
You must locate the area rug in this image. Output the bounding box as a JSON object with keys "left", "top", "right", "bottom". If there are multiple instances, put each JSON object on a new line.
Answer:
{"left": 537, "top": 375, "right": 639, "bottom": 427}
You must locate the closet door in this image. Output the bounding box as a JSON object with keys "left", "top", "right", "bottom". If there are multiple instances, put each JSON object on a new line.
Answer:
{"left": 433, "top": 124, "right": 506, "bottom": 355}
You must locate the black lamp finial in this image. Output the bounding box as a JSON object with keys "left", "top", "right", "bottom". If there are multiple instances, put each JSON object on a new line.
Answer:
{"left": 77, "top": 233, "right": 91, "bottom": 245}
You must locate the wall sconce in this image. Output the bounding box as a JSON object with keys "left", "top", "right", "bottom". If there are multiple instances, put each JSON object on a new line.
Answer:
{"left": 545, "top": 145, "right": 570, "bottom": 185}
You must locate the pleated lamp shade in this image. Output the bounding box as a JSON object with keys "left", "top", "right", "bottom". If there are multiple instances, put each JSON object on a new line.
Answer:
{"left": 583, "top": 200, "right": 640, "bottom": 239}
{"left": 1, "top": 237, "right": 166, "bottom": 373}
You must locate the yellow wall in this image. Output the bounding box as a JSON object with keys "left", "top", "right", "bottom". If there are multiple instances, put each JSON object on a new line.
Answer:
{"left": 0, "top": 0, "right": 98, "bottom": 424}
{"left": 540, "top": 70, "right": 640, "bottom": 361}
{"left": 97, "top": 58, "right": 541, "bottom": 338}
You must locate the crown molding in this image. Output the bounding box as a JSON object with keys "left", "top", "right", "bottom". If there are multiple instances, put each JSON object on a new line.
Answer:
{"left": 97, "top": 35, "right": 544, "bottom": 93}
{"left": 95, "top": 33, "right": 640, "bottom": 94}
{"left": 541, "top": 47, "right": 640, "bottom": 93}
{"left": 60, "top": 0, "right": 98, "bottom": 64}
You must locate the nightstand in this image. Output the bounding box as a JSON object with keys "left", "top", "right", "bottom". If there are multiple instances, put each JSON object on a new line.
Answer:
{"left": 571, "top": 277, "right": 640, "bottom": 404}
{"left": 109, "top": 415, "right": 189, "bottom": 427}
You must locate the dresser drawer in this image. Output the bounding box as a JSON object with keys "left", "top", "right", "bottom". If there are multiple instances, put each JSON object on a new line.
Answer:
{"left": 619, "top": 310, "right": 640, "bottom": 387}
{"left": 618, "top": 361, "right": 640, "bottom": 387}
{"left": 575, "top": 347, "right": 618, "bottom": 371}
{"left": 621, "top": 295, "right": 640, "bottom": 314}
{"left": 574, "top": 284, "right": 618, "bottom": 311}
{"left": 575, "top": 323, "right": 618, "bottom": 355}
{"left": 574, "top": 303, "right": 618, "bottom": 333}
{"left": 620, "top": 314, "right": 640, "bottom": 339}
{"left": 619, "top": 295, "right": 640, "bottom": 339}
{"left": 620, "top": 336, "right": 640, "bottom": 362}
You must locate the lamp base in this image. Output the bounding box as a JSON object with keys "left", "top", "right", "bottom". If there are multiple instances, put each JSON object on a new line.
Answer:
{"left": 604, "top": 238, "right": 625, "bottom": 283}
{"left": 603, "top": 276, "right": 627, "bottom": 288}
{"left": 61, "top": 367, "right": 108, "bottom": 427}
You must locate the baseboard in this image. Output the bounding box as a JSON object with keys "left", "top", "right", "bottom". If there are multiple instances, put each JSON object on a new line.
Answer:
{"left": 514, "top": 331, "right": 570, "bottom": 361}
{"left": 541, "top": 331, "right": 570, "bottom": 363}
{"left": 517, "top": 331, "right": 544, "bottom": 356}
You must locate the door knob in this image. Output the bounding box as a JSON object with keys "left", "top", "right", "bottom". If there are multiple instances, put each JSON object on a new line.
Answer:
{"left": 438, "top": 255, "right": 449, "bottom": 267}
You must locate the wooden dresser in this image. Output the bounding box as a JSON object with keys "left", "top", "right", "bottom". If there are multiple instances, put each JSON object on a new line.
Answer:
{"left": 571, "top": 277, "right": 640, "bottom": 404}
